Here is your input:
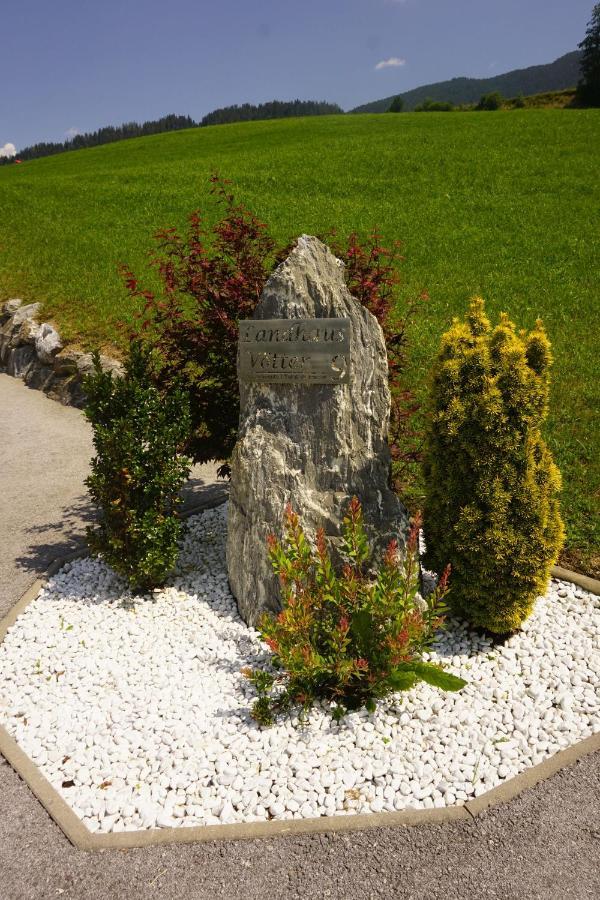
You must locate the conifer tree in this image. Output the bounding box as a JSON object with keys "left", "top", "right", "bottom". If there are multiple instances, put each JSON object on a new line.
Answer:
{"left": 422, "top": 298, "right": 564, "bottom": 634}
{"left": 388, "top": 95, "right": 404, "bottom": 112}
{"left": 577, "top": 3, "right": 600, "bottom": 106}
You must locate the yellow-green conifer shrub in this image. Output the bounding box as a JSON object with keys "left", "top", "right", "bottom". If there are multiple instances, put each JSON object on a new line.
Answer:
{"left": 422, "top": 298, "right": 564, "bottom": 634}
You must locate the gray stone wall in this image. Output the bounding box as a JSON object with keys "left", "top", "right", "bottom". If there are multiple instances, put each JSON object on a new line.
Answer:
{"left": 0, "top": 300, "right": 121, "bottom": 407}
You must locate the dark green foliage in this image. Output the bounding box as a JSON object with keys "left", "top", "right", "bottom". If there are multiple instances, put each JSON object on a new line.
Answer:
{"left": 422, "top": 298, "right": 565, "bottom": 634}
{"left": 514, "top": 93, "right": 526, "bottom": 108}
{"left": 244, "top": 499, "right": 465, "bottom": 726}
{"left": 476, "top": 92, "right": 504, "bottom": 110}
{"left": 415, "top": 98, "right": 454, "bottom": 112}
{"left": 388, "top": 96, "right": 404, "bottom": 113}
{"left": 577, "top": 3, "right": 600, "bottom": 106}
{"left": 83, "top": 342, "right": 192, "bottom": 591}
{"left": 200, "top": 99, "right": 343, "bottom": 127}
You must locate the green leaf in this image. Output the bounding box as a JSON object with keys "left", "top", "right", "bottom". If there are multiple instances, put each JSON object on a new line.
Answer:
{"left": 406, "top": 661, "right": 467, "bottom": 691}
{"left": 350, "top": 608, "right": 374, "bottom": 646}
{"left": 387, "top": 670, "right": 419, "bottom": 691}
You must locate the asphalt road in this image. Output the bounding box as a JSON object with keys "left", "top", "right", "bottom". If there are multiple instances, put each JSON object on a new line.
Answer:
{"left": 0, "top": 373, "right": 598, "bottom": 900}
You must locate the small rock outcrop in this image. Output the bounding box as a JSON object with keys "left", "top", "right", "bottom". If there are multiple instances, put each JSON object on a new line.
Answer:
{"left": 0, "top": 299, "right": 122, "bottom": 407}
{"left": 35, "top": 323, "right": 63, "bottom": 364}
{"left": 227, "top": 235, "right": 408, "bottom": 626}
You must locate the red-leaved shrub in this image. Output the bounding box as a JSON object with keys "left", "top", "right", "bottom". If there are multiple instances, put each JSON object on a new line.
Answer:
{"left": 243, "top": 498, "right": 465, "bottom": 725}
{"left": 121, "top": 176, "right": 276, "bottom": 466}
{"left": 122, "top": 176, "right": 423, "bottom": 481}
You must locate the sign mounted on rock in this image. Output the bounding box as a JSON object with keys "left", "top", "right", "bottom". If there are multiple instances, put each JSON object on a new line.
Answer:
{"left": 227, "top": 235, "right": 408, "bottom": 627}
{"left": 238, "top": 317, "right": 350, "bottom": 384}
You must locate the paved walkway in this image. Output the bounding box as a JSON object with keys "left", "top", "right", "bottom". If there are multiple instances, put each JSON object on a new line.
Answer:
{"left": 0, "top": 374, "right": 598, "bottom": 900}
{"left": 0, "top": 375, "right": 226, "bottom": 620}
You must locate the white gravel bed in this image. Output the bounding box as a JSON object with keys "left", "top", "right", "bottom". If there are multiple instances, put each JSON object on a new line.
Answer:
{"left": 0, "top": 504, "right": 598, "bottom": 834}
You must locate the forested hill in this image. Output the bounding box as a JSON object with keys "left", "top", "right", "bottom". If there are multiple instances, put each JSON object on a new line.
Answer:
{"left": 2, "top": 115, "right": 197, "bottom": 165}
{"left": 2, "top": 101, "right": 342, "bottom": 165}
{"left": 351, "top": 50, "right": 582, "bottom": 113}
{"left": 200, "top": 99, "right": 343, "bottom": 126}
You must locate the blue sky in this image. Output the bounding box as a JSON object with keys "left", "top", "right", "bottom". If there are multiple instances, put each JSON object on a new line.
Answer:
{"left": 1, "top": 0, "right": 592, "bottom": 150}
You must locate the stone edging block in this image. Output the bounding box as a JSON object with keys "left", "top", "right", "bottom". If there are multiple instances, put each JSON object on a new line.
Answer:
{"left": 551, "top": 565, "right": 600, "bottom": 596}
{"left": 0, "top": 497, "right": 598, "bottom": 849}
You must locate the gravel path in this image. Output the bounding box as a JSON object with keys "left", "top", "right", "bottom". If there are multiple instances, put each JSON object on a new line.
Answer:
{"left": 1, "top": 373, "right": 599, "bottom": 899}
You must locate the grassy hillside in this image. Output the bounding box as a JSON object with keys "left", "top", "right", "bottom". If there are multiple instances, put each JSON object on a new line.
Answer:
{"left": 502, "top": 88, "right": 577, "bottom": 109}
{"left": 352, "top": 50, "right": 581, "bottom": 113}
{"left": 0, "top": 110, "right": 598, "bottom": 574}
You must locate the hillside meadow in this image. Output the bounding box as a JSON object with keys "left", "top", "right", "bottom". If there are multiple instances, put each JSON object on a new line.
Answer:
{"left": 0, "top": 110, "right": 598, "bottom": 573}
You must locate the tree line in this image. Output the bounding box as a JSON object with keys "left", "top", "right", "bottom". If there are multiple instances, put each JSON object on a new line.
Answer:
{"left": 1, "top": 114, "right": 196, "bottom": 165}
{"left": 200, "top": 99, "right": 342, "bottom": 126}
{"left": 1, "top": 101, "right": 343, "bottom": 165}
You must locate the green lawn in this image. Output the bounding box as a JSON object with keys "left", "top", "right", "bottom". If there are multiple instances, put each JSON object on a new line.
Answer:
{"left": 0, "top": 110, "right": 598, "bottom": 574}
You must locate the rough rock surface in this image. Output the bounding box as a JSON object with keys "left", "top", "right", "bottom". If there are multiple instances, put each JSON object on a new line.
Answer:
{"left": 16, "top": 317, "right": 41, "bottom": 346}
{"left": 0, "top": 301, "right": 40, "bottom": 360}
{"left": 227, "top": 235, "right": 408, "bottom": 626}
{"left": 7, "top": 345, "right": 36, "bottom": 378}
{"left": 35, "top": 322, "right": 63, "bottom": 364}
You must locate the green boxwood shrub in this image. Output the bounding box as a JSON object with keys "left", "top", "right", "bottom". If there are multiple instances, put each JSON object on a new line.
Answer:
{"left": 476, "top": 91, "right": 504, "bottom": 110}
{"left": 422, "top": 298, "right": 564, "bottom": 633}
{"left": 84, "top": 342, "right": 192, "bottom": 591}
{"left": 414, "top": 97, "right": 454, "bottom": 112}
{"left": 388, "top": 95, "right": 404, "bottom": 112}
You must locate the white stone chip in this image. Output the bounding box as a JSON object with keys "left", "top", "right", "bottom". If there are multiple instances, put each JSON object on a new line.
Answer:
{"left": 0, "top": 504, "right": 598, "bottom": 834}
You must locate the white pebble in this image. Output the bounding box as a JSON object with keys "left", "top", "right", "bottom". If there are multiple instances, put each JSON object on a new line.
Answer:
{"left": 0, "top": 505, "right": 597, "bottom": 834}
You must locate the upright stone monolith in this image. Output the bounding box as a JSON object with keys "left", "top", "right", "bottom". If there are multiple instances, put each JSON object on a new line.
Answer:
{"left": 227, "top": 235, "right": 408, "bottom": 626}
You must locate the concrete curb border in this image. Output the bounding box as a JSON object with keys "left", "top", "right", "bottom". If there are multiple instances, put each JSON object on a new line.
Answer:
{"left": 1, "top": 509, "right": 598, "bottom": 850}
{"left": 551, "top": 564, "right": 600, "bottom": 596}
